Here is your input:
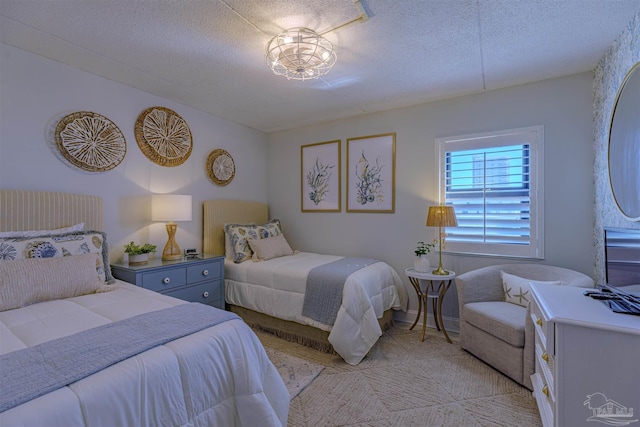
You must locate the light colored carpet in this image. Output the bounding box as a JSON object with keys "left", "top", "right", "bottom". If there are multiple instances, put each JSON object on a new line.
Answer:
{"left": 265, "top": 347, "right": 325, "bottom": 400}
{"left": 256, "top": 323, "right": 542, "bottom": 427}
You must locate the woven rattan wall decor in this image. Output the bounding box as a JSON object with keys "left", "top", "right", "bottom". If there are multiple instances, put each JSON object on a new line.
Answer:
{"left": 134, "top": 106, "right": 192, "bottom": 167}
{"left": 54, "top": 111, "right": 127, "bottom": 172}
{"left": 206, "top": 149, "right": 235, "bottom": 186}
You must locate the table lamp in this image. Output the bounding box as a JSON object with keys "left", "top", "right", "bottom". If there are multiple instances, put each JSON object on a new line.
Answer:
{"left": 426, "top": 205, "right": 458, "bottom": 275}
{"left": 151, "top": 194, "right": 192, "bottom": 261}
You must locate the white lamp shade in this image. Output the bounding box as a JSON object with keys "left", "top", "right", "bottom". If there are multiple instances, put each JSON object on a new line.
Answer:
{"left": 151, "top": 194, "right": 192, "bottom": 222}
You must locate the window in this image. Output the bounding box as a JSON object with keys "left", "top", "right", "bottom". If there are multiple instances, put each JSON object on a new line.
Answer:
{"left": 436, "top": 126, "right": 544, "bottom": 258}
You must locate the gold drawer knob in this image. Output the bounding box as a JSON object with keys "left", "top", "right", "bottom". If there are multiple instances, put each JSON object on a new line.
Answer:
{"left": 536, "top": 317, "right": 543, "bottom": 326}
{"left": 542, "top": 385, "right": 549, "bottom": 397}
{"left": 542, "top": 352, "right": 549, "bottom": 362}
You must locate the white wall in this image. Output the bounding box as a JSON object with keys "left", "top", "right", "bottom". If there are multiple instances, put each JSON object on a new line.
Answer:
{"left": 0, "top": 41, "right": 598, "bottom": 328}
{"left": 267, "top": 72, "right": 595, "bottom": 326}
{"left": 0, "top": 43, "right": 269, "bottom": 262}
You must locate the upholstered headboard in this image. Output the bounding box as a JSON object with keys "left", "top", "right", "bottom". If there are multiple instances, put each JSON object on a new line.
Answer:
{"left": 0, "top": 190, "right": 103, "bottom": 231}
{"left": 202, "top": 199, "right": 268, "bottom": 255}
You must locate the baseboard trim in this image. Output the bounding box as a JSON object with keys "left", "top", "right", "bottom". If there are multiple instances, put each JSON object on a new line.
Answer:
{"left": 393, "top": 309, "right": 460, "bottom": 334}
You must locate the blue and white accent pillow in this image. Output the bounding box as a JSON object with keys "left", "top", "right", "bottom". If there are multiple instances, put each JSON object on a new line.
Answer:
{"left": 224, "top": 219, "right": 282, "bottom": 263}
{"left": 0, "top": 230, "right": 114, "bottom": 284}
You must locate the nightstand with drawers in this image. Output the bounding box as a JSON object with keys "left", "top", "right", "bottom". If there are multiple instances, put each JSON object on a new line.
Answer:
{"left": 111, "top": 254, "right": 225, "bottom": 309}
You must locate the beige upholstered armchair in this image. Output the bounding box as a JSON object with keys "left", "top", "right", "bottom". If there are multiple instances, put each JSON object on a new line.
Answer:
{"left": 455, "top": 264, "right": 593, "bottom": 390}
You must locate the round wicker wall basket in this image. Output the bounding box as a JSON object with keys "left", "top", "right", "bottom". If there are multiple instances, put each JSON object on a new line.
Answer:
{"left": 54, "top": 111, "right": 127, "bottom": 172}
{"left": 206, "top": 149, "right": 235, "bottom": 186}
{"left": 134, "top": 106, "right": 192, "bottom": 167}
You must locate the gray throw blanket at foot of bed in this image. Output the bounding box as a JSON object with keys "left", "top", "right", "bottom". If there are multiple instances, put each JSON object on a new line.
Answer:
{"left": 302, "top": 257, "right": 379, "bottom": 326}
{"left": 0, "top": 303, "right": 239, "bottom": 412}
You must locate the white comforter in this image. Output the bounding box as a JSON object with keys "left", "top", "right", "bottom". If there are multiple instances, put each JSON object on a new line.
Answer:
{"left": 0, "top": 281, "right": 289, "bottom": 427}
{"left": 225, "top": 252, "right": 408, "bottom": 365}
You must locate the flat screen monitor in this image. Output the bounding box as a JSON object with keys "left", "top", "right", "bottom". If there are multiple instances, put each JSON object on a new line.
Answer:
{"left": 604, "top": 227, "right": 640, "bottom": 297}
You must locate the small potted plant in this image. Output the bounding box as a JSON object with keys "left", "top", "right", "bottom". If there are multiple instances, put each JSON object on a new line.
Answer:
{"left": 124, "top": 241, "right": 157, "bottom": 265}
{"left": 414, "top": 241, "right": 435, "bottom": 272}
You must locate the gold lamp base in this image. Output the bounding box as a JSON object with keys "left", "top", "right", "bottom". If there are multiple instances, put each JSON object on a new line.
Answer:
{"left": 162, "top": 222, "right": 182, "bottom": 261}
{"left": 432, "top": 228, "right": 450, "bottom": 275}
{"left": 432, "top": 265, "right": 451, "bottom": 275}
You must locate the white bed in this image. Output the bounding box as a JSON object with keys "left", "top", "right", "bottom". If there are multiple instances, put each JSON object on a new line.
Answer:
{"left": 0, "top": 190, "right": 289, "bottom": 427}
{"left": 203, "top": 199, "right": 408, "bottom": 365}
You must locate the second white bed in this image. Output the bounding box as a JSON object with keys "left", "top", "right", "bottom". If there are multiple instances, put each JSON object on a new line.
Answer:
{"left": 225, "top": 251, "right": 408, "bottom": 365}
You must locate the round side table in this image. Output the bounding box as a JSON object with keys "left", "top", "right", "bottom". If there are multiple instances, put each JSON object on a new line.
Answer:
{"left": 404, "top": 268, "right": 456, "bottom": 343}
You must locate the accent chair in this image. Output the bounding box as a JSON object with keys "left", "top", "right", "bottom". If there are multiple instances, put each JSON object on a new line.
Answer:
{"left": 455, "top": 264, "right": 594, "bottom": 390}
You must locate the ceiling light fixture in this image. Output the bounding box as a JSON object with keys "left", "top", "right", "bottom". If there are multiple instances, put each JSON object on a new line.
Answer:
{"left": 265, "top": 27, "right": 337, "bottom": 81}
{"left": 264, "top": 1, "right": 369, "bottom": 81}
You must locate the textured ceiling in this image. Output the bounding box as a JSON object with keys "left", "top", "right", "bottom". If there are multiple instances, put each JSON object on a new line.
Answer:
{"left": 1, "top": 0, "right": 639, "bottom": 133}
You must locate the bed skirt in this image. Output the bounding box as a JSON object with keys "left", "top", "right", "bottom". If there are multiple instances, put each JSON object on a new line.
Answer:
{"left": 229, "top": 305, "right": 395, "bottom": 355}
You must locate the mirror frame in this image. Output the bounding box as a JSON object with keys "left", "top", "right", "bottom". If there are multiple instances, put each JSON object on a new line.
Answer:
{"left": 608, "top": 61, "right": 640, "bottom": 222}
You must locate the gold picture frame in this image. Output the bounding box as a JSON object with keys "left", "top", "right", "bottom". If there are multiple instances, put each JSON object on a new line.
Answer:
{"left": 134, "top": 106, "right": 192, "bottom": 167}
{"left": 346, "top": 133, "right": 395, "bottom": 213}
{"left": 301, "top": 140, "right": 341, "bottom": 212}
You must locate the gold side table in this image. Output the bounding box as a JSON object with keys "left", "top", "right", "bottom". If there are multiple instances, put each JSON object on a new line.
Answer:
{"left": 405, "top": 268, "right": 456, "bottom": 343}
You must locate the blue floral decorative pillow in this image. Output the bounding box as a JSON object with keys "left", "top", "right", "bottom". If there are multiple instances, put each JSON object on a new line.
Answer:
{"left": 0, "top": 230, "right": 115, "bottom": 284}
{"left": 224, "top": 219, "right": 282, "bottom": 263}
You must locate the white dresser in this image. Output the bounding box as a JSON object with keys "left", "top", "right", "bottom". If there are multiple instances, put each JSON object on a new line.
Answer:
{"left": 529, "top": 283, "right": 640, "bottom": 427}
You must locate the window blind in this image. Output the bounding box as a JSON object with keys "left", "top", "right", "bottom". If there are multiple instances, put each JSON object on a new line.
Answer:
{"left": 445, "top": 144, "right": 531, "bottom": 245}
{"left": 436, "top": 126, "right": 544, "bottom": 259}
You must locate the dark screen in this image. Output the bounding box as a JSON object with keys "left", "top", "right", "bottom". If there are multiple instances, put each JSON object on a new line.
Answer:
{"left": 605, "top": 228, "right": 640, "bottom": 295}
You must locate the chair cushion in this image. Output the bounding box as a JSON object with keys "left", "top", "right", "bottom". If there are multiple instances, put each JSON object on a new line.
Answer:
{"left": 463, "top": 301, "right": 526, "bottom": 347}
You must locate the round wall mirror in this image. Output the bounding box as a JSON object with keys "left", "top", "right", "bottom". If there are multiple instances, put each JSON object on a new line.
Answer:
{"left": 608, "top": 62, "right": 640, "bottom": 221}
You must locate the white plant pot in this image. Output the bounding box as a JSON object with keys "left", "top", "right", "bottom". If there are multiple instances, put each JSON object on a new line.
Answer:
{"left": 129, "top": 253, "right": 149, "bottom": 265}
{"left": 414, "top": 255, "right": 430, "bottom": 273}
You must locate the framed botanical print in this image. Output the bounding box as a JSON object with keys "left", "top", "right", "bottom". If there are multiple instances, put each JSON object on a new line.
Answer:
{"left": 347, "top": 133, "right": 395, "bottom": 213}
{"left": 301, "top": 140, "right": 341, "bottom": 212}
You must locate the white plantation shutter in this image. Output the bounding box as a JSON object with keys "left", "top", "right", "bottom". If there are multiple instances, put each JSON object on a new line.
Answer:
{"left": 436, "top": 126, "right": 544, "bottom": 259}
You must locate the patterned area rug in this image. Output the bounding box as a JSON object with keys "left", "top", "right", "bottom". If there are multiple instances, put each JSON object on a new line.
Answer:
{"left": 256, "top": 323, "right": 542, "bottom": 427}
{"left": 265, "top": 348, "right": 325, "bottom": 400}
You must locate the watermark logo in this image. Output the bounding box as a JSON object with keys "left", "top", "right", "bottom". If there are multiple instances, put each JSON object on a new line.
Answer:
{"left": 584, "top": 392, "right": 637, "bottom": 425}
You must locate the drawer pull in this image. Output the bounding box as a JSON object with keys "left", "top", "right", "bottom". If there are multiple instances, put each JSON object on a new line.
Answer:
{"left": 202, "top": 269, "right": 209, "bottom": 276}
{"left": 542, "top": 352, "right": 549, "bottom": 362}
{"left": 203, "top": 291, "right": 209, "bottom": 298}
{"left": 536, "top": 317, "right": 543, "bottom": 326}
{"left": 542, "top": 385, "right": 549, "bottom": 397}
{"left": 163, "top": 277, "right": 171, "bottom": 284}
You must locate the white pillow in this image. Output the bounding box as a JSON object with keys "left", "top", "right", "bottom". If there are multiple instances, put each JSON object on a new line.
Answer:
{"left": 0, "top": 223, "right": 84, "bottom": 238}
{"left": 0, "top": 253, "right": 105, "bottom": 311}
{"left": 247, "top": 234, "right": 294, "bottom": 261}
{"left": 501, "top": 271, "right": 561, "bottom": 307}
